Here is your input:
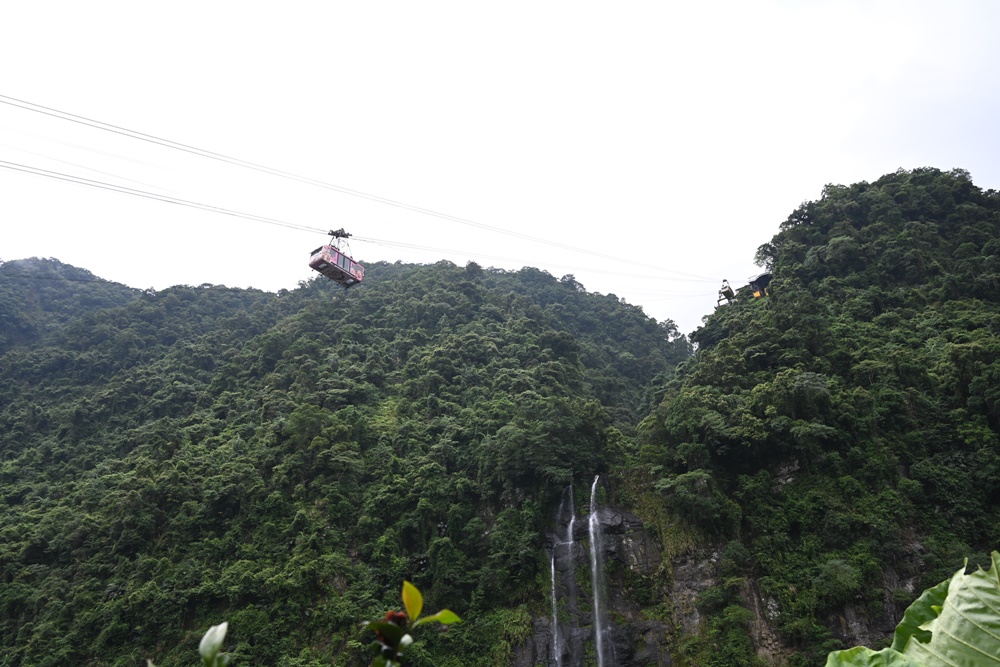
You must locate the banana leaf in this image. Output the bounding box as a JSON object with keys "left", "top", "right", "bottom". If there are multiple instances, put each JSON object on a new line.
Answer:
{"left": 826, "top": 551, "right": 1000, "bottom": 667}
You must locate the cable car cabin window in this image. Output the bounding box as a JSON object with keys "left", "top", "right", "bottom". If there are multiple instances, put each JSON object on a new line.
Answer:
{"left": 339, "top": 254, "right": 351, "bottom": 270}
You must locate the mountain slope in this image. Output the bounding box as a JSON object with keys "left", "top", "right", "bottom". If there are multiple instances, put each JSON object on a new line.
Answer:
{"left": 0, "top": 259, "right": 689, "bottom": 665}
{"left": 637, "top": 167, "right": 1000, "bottom": 664}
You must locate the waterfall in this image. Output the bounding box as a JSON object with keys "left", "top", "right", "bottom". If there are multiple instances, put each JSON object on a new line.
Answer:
{"left": 565, "top": 489, "right": 577, "bottom": 664}
{"left": 550, "top": 486, "right": 574, "bottom": 667}
{"left": 552, "top": 481, "right": 619, "bottom": 667}
{"left": 567, "top": 505, "right": 575, "bottom": 553}
{"left": 589, "top": 475, "right": 608, "bottom": 667}
{"left": 550, "top": 553, "right": 561, "bottom": 667}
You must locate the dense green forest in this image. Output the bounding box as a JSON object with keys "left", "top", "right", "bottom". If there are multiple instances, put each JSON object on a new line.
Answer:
{"left": 638, "top": 167, "right": 1000, "bottom": 665}
{"left": 2, "top": 167, "right": 999, "bottom": 666}
{"left": 0, "top": 256, "right": 689, "bottom": 665}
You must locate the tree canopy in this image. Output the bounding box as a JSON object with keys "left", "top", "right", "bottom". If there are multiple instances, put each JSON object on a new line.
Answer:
{"left": 4, "top": 167, "right": 999, "bottom": 665}
{"left": 639, "top": 167, "right": 1000, "bottom": 664}
{"left": 0, "top": 257, "right": 689, "bottom": 665}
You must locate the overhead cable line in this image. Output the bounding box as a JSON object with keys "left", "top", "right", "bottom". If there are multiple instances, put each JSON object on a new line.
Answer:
{"left": 0, "top": 93, "right": 718, "bottom": 282}
{"left": 0, "top": 160, "right": 324, "bottom": 234}
{"left": 0, "top": 141, "right": 185, "bottom": 194}
{"left": 0, "top": 160, "right": 717, "bottom": 289}
{"left": 355, "top": 235, "right": 716, "bottom": 284}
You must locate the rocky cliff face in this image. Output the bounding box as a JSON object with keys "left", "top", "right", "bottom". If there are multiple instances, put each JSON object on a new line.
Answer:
{"left": 514, "top": 503, "right": 673, "bottom": 667}
{"left": 514, "top": 500, "right": 906, "bottom": 666}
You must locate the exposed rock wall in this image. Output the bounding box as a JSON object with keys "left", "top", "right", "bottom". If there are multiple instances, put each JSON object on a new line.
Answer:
{"left": 518, "top": 500, "right": 906, "bottom": 666}
{"left": 740, "top": 578, "right": 788, "bottom": 665}
{"left": 527, "top": 503, "right": 673, "bottom": 666}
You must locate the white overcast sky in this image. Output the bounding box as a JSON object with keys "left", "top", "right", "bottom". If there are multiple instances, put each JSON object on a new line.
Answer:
{"left": 2, "top": 0, "right": 999, "bottom": 334}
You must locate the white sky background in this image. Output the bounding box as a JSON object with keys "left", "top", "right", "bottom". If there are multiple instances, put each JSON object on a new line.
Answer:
{"left": 2, "top": 1, "right": 999, "bottom": 335}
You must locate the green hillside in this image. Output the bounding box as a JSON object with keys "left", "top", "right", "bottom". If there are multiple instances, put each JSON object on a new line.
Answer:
{"left": 3, "top": 167, "right": 999, "bottom": 666}
{"left": 0, "top": 258, "right": 689, "bottom": 666}
{"left": 638, "top": 167, "right": 1000, "bottom": 665}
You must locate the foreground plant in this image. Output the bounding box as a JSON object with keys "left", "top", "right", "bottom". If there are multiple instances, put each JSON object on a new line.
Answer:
{"left": 146, "top": 621, "right": 231, "bottom": 667}
{"left": 825, "top": 551, "right": 1000, "bottom": 666}
{"left": 364, "top": 581, "right": 461, "bottom": 666}
{"left": 198, "top": 622, "right": 231, "bottom": 667}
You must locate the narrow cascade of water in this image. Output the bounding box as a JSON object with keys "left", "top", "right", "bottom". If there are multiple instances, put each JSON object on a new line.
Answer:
{"left": 551, "top": 488, "right": 571, "bottom": 667}
{"left": 552, "top": 484, "right": 585, "bottom": 666}
{"left": 589, "top": 475, "right": 607, "bottom": 667}
{"left": 566, "top": 499, "right": 575, "bottom": 555}
{"left": 550, "top": 553, "right": 561, "bottom": 667}
{"left": 563, "top": 487, "right": 578, "bottom": 666}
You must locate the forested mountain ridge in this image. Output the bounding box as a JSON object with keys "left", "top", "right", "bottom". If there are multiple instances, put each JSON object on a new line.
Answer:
{"left": 4, "top": 167, "right": 999, "bottom": 667}
{"left": 0, "top": 257, "right": 689, "bottom": 665}
{"left": 0, "top": 258, "right": 139, "bottom": 352}
{"left": 638, "top": 167, "right": 1000, "bottom": 664}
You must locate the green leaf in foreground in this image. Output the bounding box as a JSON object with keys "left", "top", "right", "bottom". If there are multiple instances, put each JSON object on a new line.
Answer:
{"left": 824, "top": 646, "right": 924, "bottom": 667}
{"left": 826, "top": 551, "right": 1000, "bottom": 667}
{"left": 889, "top": 576, "right": 951, "bottom": 651}
{"left": 903, "top": 551, "right": 1000, "bottom": 666}
{"left": 365, "top": 621, "right": 406, "bottom": 646}
{"left": 412, "top": 609, "right": 461, "bottom": 628}
{"left": 402, "top": 580, "right": 423, "bottom": 622}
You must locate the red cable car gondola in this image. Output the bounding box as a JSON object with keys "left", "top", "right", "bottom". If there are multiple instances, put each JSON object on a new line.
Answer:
{"left": 309, "top": 229, "right": 365, "bottom": 289}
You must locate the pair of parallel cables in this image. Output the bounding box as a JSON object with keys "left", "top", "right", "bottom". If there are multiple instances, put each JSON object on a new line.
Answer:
{"left": 0, "top": 94, "right": 717, "bottom": 284}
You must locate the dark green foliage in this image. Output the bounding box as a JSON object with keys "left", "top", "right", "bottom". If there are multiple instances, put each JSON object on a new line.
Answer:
{"left": 641, "top": 168, "right": 1000, "bottom": 660}
{"left": 0, "top": 258, "right": 138, "bottom": 352}
{"left": 362, "top": 581, "right": 460, "bottom": 667}
{"left": 7, "top": 167, "right": 995, "bottom": 665}
{"left": 826, "top": 552, "right": 1000, "bottom": 666}
{"left": 683, "top": 577, "right": 763, "bottom": 667}
{"left": 0, "top": 258, "right": 689, "bottom": 664}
